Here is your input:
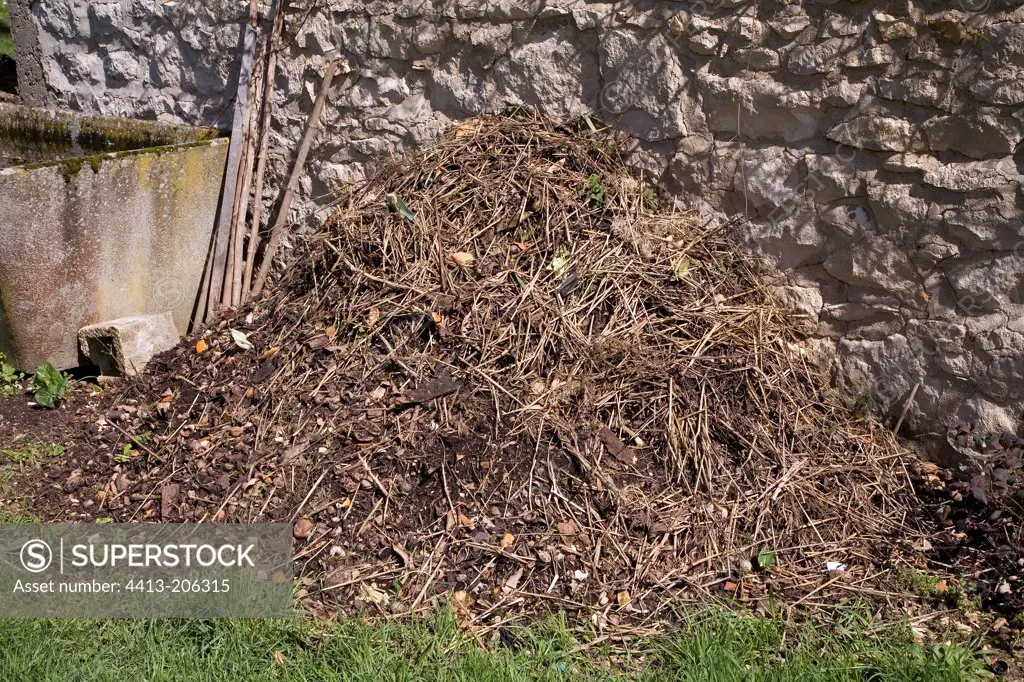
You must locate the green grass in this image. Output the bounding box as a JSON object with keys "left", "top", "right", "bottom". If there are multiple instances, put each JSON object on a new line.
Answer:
{"left": 0, "top": 606, "right": 991, "bottom": 682}
{"left": 0, "top": 0, "right": 12, "bottom": 58}
{"left": 0, "top": 505, "right": 39, "bottom": 523}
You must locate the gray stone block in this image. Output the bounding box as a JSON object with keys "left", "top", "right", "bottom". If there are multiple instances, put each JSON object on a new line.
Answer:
{"left": 78, "top": 314, "right": 180, "bottom": 377}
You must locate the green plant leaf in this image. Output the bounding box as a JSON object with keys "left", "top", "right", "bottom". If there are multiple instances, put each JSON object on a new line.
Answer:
{"left": 674, "top": 258, "right": 691, "bottom": 280}
{"left": 386, "top": 193, "right": 418, "bottom": 224}
{"left": 757, "top": 547, "right": 776, "bottom": 571}
{"left": 33, "top": 362, "right": 69, "bottom": 409}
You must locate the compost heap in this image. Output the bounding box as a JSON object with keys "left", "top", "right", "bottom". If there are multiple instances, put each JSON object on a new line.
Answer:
{"left": 71, "top": 116, "right": 923, "bottom": 626}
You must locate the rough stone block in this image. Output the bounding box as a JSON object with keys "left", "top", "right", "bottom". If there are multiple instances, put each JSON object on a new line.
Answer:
{"left": 78, "top": 314, "right": 180, "bottom": 377}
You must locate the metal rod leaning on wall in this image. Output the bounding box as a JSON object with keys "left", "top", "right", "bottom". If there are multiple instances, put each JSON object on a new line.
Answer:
{"left": 250, "top": 59, "right": 341, "bottom": 299}
{"left": 202, "top": 0, "right": 260, "bottom": 323}
{"left": 242, "top": 0, "right": 288, "bottom": 302}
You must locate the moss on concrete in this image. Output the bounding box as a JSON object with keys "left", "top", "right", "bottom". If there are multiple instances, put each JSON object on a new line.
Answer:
{"left": 17, "top": 139, "right": 224, "bottom": 181}
{"left": 0, "top": 103, "right": 219, "bottom": 158}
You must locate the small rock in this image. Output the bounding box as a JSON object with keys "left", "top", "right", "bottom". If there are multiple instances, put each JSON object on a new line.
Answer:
{"left": 293, "top": 518, "right": 315, "bottom": 540}
{"left": 732, "top": 47, "right": 779, "bottom": 71}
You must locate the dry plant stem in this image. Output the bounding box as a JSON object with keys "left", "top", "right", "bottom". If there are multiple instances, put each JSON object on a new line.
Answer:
{"left": 251, "top": 60, "right": 340, "bottom": 299}
{"left": 242, "top": 0, "right": 287, "bottom": 301}
{"left": 893, "top": 381, "right": 921, "bottom": 435}
{"left": 206, "top": 0, "right": 259, "bottom": 321}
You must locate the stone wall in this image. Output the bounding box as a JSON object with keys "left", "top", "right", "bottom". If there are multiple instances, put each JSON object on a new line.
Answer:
{"left": 10, "top": 0, "right": 1024, "bottom": 434}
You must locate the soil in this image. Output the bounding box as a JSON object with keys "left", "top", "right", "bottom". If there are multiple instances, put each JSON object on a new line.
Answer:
{"left": 3, "top": 380, "right": 1024, "bottom": 652}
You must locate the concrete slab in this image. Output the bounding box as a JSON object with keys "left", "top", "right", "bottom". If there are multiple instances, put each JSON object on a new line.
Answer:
{"left": 78, "top": 313, "right": 180, "bottom": 377}
{"left": 0, "top": 104, "right": 227, "bottom": 371}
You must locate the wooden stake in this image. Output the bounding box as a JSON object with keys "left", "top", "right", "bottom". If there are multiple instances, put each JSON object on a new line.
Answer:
{"left": 251, "top": 60, "right": 340, "bottom": 299}
{"left": 242, "top": 0, "right": 287, "bottom": 301}
{"left": 226, "top": 65, "right": 263, "bottom": 309}
{"left": 893, "top": 381, "right": 921, "bottom": 435}
{"left": 205, "top": 0, "right": 260, "bottom": 322}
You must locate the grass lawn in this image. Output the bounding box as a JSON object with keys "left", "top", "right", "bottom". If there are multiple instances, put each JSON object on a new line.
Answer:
{"left": 0, "top": 607, "right": 990, "bottom": 682}
{"left": 0, "top": 0, "right": 12, "bottom": 57}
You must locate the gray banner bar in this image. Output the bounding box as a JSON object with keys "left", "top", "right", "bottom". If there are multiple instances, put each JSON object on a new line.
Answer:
{"left": 0, "top": 524, "right": 294, "bottom": 618}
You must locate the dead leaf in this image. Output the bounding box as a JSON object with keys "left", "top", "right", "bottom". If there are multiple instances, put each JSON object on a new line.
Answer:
{"left": 357, "top": 582, "right": 390, "bottom": 607}
{"left": 325, "top": 326, "right": 337, "bottom": 340}
{"left": 499, "top": 532, "right": 515, "bottom": 549}
{"left": 503, "top": 566, "right": 524, "bottom": 593}
{"left": 195, "top": 339, "right": 208, "bottom": 354}
{"left": 366, "top": 309, "right": 380, "bottom": 328}
{"left": 230, "top": 329, "right": 253, "bottom": 350}
{"left": 274, "top": 651, "right": 286, "bottom": 665}
{"left": 451, "top": 251, "right": 475, "bottom": 267}
{"left": 431, "top": 311, "right": 443, "bottom": 324}
{"left": 306, "top": 334, "right": 331, "bottom": 350}
{"left": 556, "top": 521, "right": 577, "bottom": 536}
{"left": 616, "top": 590, "right": 631, "bottom": 608}
{"left": 264, "top": 346, "right": 281, "bottom": 357}
{"left": 598, "top": 427, "right": 637, "bottom": 466}
{"left": 251, "top": 361, "right": 277, "bottom": 384}
{"left": 401, "top": 366, "right": 461, "bottom": 404}
{"left": 391, "top": 544, "right": 411, "bottom": 567}
{"left": 160, "top": 484, "right": 179, "bottom": 520}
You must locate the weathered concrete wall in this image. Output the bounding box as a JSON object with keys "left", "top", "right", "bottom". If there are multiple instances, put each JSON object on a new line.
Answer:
{"left": 0, "top": 105, "right": 228, "bottom": 369}
{"left": 10, "top": 0, "right": 1024, "bottom": 434}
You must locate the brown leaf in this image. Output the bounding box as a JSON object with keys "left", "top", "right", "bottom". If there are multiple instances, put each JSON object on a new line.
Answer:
{"left": 250, "top": 361, "right": 277, "bottom": 384}
{"left": 402, "top": 366, "right": 461, "bottom": 404}
{"left": 616, "top": 590, "right": 631, "bottom": 608}
{"left": 274, "top": 651, "right": 286, "bottom": 665}
{"left": 499, "top": 532, "right": 515, "bottom": 549}
{"left": 556, "top": 521, "right": 577, "bottom": 536}
{"left": 160, "top": 484, "right": 179, "bottom": 520}
{"left": 195, "top": 339, "right": 208, "bottom": 354}
{"left": 366, "top": 309, "right": 380, "bottom": 328}
{"left": 598, "top": 427, "right": 637, "bottom": 466}
{"left": 325, "top": 326, "right": 337, "bottom": 340}
{"left": 306, "top": 334, "right": 331, "bottom": 350}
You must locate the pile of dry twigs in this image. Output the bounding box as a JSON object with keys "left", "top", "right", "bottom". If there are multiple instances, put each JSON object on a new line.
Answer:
{"left": 70, "top": 114, "right": 924, "bottom": 630}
